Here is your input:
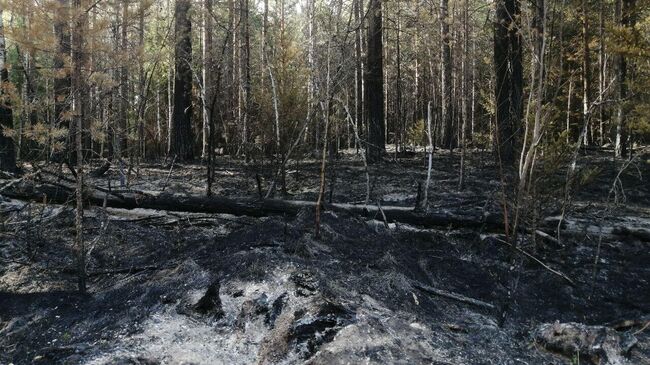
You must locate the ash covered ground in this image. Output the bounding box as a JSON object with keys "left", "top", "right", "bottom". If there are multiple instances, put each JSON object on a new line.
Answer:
{"left": 1, "top": 149, "right": 649, "bottom": 364}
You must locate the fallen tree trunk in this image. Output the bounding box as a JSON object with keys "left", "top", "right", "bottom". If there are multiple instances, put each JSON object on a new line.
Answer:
{"left": 3, "top": 179, "right": 649, "bottom": 243}
{"left": 413, "top": 282, "right": 496, "bottom": 310}
{"left": 0, "top": 179, "right": 505, "bottom": 230}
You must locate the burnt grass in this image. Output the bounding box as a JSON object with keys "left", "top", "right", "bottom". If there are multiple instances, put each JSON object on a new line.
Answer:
{"left": 1, "top": 149, "right": 649, "bottom": 364}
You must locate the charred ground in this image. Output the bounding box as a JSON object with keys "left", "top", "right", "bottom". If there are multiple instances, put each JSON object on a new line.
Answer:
{"left": 1, "top": 149, "right": 649, "bottom": 364}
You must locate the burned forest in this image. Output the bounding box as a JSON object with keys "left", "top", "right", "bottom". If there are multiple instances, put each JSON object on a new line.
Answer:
{"left": 1, "top": 0, "right": 650, "bottom": 364}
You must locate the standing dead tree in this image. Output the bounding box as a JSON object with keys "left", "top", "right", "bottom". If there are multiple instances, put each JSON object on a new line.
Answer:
{"left": 72, "top": 0, "right": 87, "bottom": 294}
{"left": 365, "top": 0, "right": 384, "bottom": 164}
{"left": 170, "top": 0, "right": 194, "bottom": 161}
{"left": 494, "top": 0, "right": 523, "bottom": 166}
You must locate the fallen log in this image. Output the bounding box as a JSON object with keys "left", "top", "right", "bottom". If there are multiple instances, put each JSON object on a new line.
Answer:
{"left": 413, "top": 282, "right": 496, "bottom": 310}
{"left": 0, "top": 178, "right": 506, "bottom": 231}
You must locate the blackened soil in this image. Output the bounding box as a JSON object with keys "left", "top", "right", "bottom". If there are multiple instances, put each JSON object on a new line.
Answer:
{"left": 1, "top": 149, "right": 649, "bottom": 364}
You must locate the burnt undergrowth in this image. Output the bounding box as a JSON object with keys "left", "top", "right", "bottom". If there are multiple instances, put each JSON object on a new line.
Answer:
{"left": 1, "top": 150, "right": 649, "bottom": 364}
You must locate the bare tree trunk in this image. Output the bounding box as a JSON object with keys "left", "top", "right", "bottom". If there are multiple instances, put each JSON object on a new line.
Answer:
{"left": 167, "top": 64, "right": 173, "bottom": 155}
{"left": 353, "top": 0, "right": 361, "bottom": 152}
{"left": 240, "top": 0, "right": 251, "bottom": 157}
{"left": 615, "top": 0, "right": 635, "bottom": 158}
{"left": 171, "top": 0, "right": 194, "bottom": 161}
{"left": 423, "top": 102, "right": 433, "bottom": 209}
{"left": 357, "top": 0, "right": 365, "bottom": 149}
{"left": 493, "top": 0, "right": 522, "bottom": 165}
{"left": 581, "top": 0, "right": 591, "bottom": 146}
{"left": 137, "top": 0, "right": 146, "bottom": 159}
{"left": 395, "top": 6, "right": 402, "bottom": 154}
{"left": 167, "top": 0, "right": 174, "bottom": 156}
{"left": 72, "top": 0, "right": 87, "bottom": 294}
{"left": 412, "top": 0, "right": 420, "bottom": 133}
{"left": 440, "top": 0, "right": 453, "bottom": 150}
{"left": 156, "top": 89, "right": 161, "bottom": 142}
{"left": 108, "top": 4, "right": 120, "bottom": 161}
{"left": 365, "top": 0, "right": 384, "bottom": 164}
{"left": 598, "top": 0, "right": 605, "bottom": 146}
{"left": 459, "top": 0, "right": 469, "bottom": 190}
{"left": 0, "top": 10, "right": 16, "bottom": 172}
{"left": 263, "top": 0, "right": 280, "bottom": 158}
{"left": 471, "top": 37, "right": 476, "bottom": 138}
{"left": 87, "top": 10, "right": 96, "bottom": 159}
{"left": 316, "top": 38, "right": 333, "bottom": 237}
{"left": 202, "top": 0, "right": 213, "bottom": 159}
{"left": 518, "top": 0, "right": 547, "bottom": 196}
{"left": 566, "top": 75, "right": 573, "bottom": 143}
{"left": 119, "top": 0, "right": 129, "bottom": 159}
{"left": 307, "top": 0, "right": 315, "bottom": 148}
{"left": 230, "top": 0, "right": 238, "bottom": 152}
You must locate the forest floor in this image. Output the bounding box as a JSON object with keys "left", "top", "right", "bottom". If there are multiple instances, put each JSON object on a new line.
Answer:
{"left": 1, "top": 148, "right": 649, "bottom": 364}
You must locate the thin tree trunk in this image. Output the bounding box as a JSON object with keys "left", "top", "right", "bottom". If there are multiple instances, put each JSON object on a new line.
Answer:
{"left": 167, "top": 0, "right": 174, "bottom": 156}
{"left": 440, "top": 0, "right": 453, "bottom": 150}
{"left": 471, "top": 37, "right": 476, "bottom": 138}
{"left": 518, "top": 0, "right": 547, "bottom": 196}
{"left": 412, "top": 0, "right": 420, "bottom": 133}
{"left": 615, "top": 0, "right": 635, "bottom": 158}
{"left": 581, "top": 0, "right": 591, "bottom": 146}
{"left": 459, "top": 0, "right": 469, "bottom": 190}
{"left": 202, "top": 0, "right": 213, "bottom": 159}
{"left": 167, "top": 64, "right": 173, "bottom": 155}
{"left": 240, "top": 0, "right": 251, "bottom": 156}
{"left": 119, "top": 0, "right": 129, "bottom": 159}
{"left": 423, "top": 102, "right": 433, "bottom": 209}
{"left": 138, "top": 0, "right": 146, "bottom": 159}
{"left": 307, "top": 0, "right": 315, "bottom": 148}
{"left": 598, "top": 0, "right": 605, "bottom": 146}
{"left": 566, "top": 75, "right": 573, "bottom": 143}
{"left": 72, "top": 0, "right": 87, "bottom": 294}
{"left": 395, "top": 6, "right": 402, "bottom": 154}
{"left": 263, "top": 0, "right": 280, "bottom": 158}
{"left": 353, "top": 0, "right": 361, "bottom": 152}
